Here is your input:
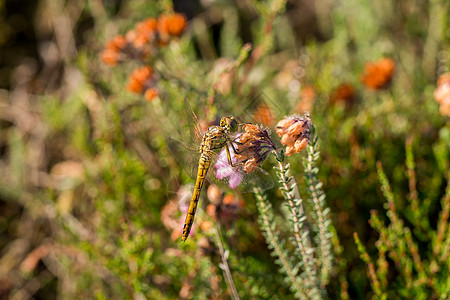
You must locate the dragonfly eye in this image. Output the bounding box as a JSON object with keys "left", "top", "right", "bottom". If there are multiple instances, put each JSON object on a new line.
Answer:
{"left": 229, "top": 117, "right": 238, "bottom": 132}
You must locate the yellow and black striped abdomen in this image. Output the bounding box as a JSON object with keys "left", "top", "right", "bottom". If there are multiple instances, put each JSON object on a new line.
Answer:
{"left": 181, "top": 153, "right": 212, "bottom": 242}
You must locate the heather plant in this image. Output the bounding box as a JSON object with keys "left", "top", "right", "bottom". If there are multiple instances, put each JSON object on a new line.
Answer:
{"left": 0, "top": 0, "right": 449, "bottom": 299}
{"left": 355, "top": 137, "right": 450, "bottom": 299}
{"left": 255, "top": 116, "right": 333, "bottom": 299}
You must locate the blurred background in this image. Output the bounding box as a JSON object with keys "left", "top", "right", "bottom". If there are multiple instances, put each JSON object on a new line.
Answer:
{"left": 0, "top": 0, "right": 449, "bottom": 299}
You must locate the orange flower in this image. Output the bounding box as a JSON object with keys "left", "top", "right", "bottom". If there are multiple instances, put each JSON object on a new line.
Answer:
{"left": 133, "top": 18, "right": 158, "bottom": 47}
{"left": 100, "top": 49, "right": 120, "bottom": 66}
{"left": 433, "top": 73, "right": 450, "bottom": 116}
{"left": 330, "top": 83, "right": 355, "bottom": 106}
{"left": 276, "top": 115, "right": 311, "bottom": 156}
{"left": 200, "top": 220, "right": 212, "bottom": 232}
{"left": 208, "top": 194, "right": 245, "bottom": 225}
{"left": 101, "top": 35, "right": 128, "bottom": 66}
{"left": 137, "top": 18, "right": 158, "bottom": 36}
{"left": 125, "top": 30, "right": 138, "bottom": 43}
{"left": 133, "top": 34, "right": 149, "bottom": 48}
{"left": 105, "top": 35, "right": 127, "bottom": 51}
{"left": 297, "top": 85, "right": 316, "bottom": 113}
{"left": 161, "top": 199, "right": 180, "bottom": 231}
{"left": 361, "top": 58, "right": 395, "bottom": 90}
{"left": 126, "top": 66, "right": 153, "bottom": 94}
{"left": 158, "top": 13, "right": 187, "bottom": 37}
{"left": 222, "top": 194, "right": 235, "bottom": 205}
{"left": 206, "top": 204, "right": 216, "bottom": 219}
{"left": 144, "top": 87, "right": 159, "bottom": 102}
{"left": 101, "top": 14, "right": 188, "bottom": 68}
{"left": 207, "top": 184, "right": 221, "bottom": 204}
{"left": 253, "top": 103, "right": 274, "bottom": 125}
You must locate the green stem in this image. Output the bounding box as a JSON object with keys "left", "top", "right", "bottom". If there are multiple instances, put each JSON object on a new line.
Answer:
{"left": 254, "top": 187, "right": 307, "bottom": 299}
{"left": 276, "top": 159, "right": 316, "bottom": 277}
{"left": 212, "top": 225, "right": 240, "bottom": 300}
{"left": 305, "top": 143, "right": 332, "bottom": 285}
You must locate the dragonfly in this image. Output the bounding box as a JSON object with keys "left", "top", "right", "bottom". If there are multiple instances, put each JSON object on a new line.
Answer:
{"left": 167, "top": 99, "right": 274, "bottom": 242}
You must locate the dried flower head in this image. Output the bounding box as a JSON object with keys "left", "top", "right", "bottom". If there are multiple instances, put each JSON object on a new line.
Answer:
{"left": 100, "top": 49, "right": 120, "bottom": 66}
{"left": 276, "top": 115, "right": 312, "bottom": 156}
{"left": 330, "top": 83, "right": 356, "bottom": 106}
{"left": 126, "top": 66, "right": 159, "bottom": 100}
{"left": 274, "top": 59, "right": 299, "bottom": 90}
{"left": 207, "top": 184, "right": 222, "bottom": 204}
{"left": 158, "top": 13, "right": 187, "bottom": 38}
{"left": 100, "top": 35, "right": 128, "bottom": 66}
{"left": 215, "top": 124, "right": 275, "bottom": 188}
{"left": 361, "top": 58, "right": 395, "bottom": 90}
{"left": 199, "top": 220, "right": 213, "bottom": 233}
{"left": 101, "top": 13, "right": 187, "bottom": 67}
{"left": 253, "top": 103, "right": 274, "bottom": 126}
{"left": 206, "top": 204, "right": 217, "bottom": 219}
{"left": 205, "top": 194, "right": 244, "bottom": 226}
{"left": 144, "top": 87, "right": 159, "bottom": 102}
{"left": 137, "top": 18, "right": 158, "bottom": 38}
{"left": 106, "top": 35, "right": 128, "bottom": 51}
{"left": 297, "top": 84, "right": 316, "bottom": 113}
{"left": 101, "top": 13, "right": 188, "bottom": 100}
{"left": 234, "top": 124, "right": 277, "bottom": 174}
{"left": 219, "top": 194, "right": 244, "bottom": 225}
{"left": 126, "top": 66, "right": 153, "bottom": 93}
{"left": 433, "top": 73, "right": 450, "bottom": 116}
{"left": 130, "top": 18, "right": 157, "bottom": 49}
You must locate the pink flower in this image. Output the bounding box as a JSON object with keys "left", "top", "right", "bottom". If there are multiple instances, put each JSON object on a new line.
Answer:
{"left": 215, "top": 146, "right": 243, "bottom": 189}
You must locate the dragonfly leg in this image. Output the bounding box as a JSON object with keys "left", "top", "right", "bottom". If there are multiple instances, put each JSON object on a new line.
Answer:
{"left": 225, "top": 144, "right": 236, "bottom": 167}
{"left": 228, "top": 138, "right": 253, "bottom": 155}
{"left": 225, "top": 140, "right": 256, "bottom": 168}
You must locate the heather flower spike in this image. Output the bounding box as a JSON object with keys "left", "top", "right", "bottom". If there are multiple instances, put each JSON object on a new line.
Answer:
{"left": 215, "top": 124, "right": 277, "bottom": 189}
{"left": 126, "top": 66, "right": 159, "bottom": 101}
{"left": 101, "top": 13, "right": 188, "bottom": 100}
{"left": 361, "top": 58, "right": 395, "bottom": 90}
{"left": 234, "top": 124, "right": 277, "bottom": 174}
{"left": 276, "top": 114, "right": 312, "bottom": 156}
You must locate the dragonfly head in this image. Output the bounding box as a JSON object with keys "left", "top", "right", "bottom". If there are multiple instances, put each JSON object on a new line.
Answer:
{"left": 220, "top": 116, "right": 238, "bottom": 133}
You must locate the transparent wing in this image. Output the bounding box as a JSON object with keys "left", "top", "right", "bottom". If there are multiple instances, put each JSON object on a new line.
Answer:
{"left": 168, "top": 137, "right": 273, "bottom": 191}
{"left": 184, "top": 98, "right": 203, "bottom": 144}
{"left": 207, "top": 144, "right": 274, "bottom": 192}
{"left": 237, "top": 168, "right": 274, "bottom": 192}
{"left": 166, "top": 136, "right": 200, "bottom": 180}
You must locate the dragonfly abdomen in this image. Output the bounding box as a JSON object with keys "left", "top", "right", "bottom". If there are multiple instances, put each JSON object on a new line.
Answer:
{"left": 181, "top": 153, "right": 212, "bottom": 242}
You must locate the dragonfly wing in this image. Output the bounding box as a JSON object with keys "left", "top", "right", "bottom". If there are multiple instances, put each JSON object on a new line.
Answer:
{"left": 236, "top": 167, "right": 274, "bottom": 192}
{"left": 167, "top": 136, "right": 200, "bottom": 180}
{"left": 206, "top": 145, "right": 274, "bottom": 192}
{"left": 184, "top": 98, "right": 203, "bottom": 144}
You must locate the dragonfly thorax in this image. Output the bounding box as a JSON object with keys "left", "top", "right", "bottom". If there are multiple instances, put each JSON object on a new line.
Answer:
{"left": 202, "top": 126, "right": 229, "bottom": 151}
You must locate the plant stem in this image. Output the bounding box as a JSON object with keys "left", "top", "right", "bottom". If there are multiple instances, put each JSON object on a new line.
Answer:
{"left": 212, "top": 225, "right": 240, "bottom": 300}
{"left": 276, "top": 159, "right": 316, "bottom": 279}
{"left": 305, "top": 143, "right": 332, "bottom": 285}
{"left": 254, "top": 186, "right": 307, "bottom": 299}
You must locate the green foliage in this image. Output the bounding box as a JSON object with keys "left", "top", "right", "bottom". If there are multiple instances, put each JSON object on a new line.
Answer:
{"left": 356, "top": 143, "right": 450, "bottom": 299}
